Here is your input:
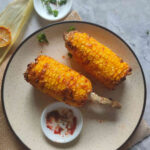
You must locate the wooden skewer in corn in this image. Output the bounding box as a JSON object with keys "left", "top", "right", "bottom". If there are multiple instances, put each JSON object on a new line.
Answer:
{"left": 24, "top": 55, "right": 121, "bottom": 109}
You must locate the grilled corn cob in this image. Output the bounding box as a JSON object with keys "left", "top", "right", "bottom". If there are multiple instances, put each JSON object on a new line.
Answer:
{"left": 24, "top": 55, "right": 121, "bottom": 108}
{"left": 24, "top": 55, "right": 92, "bottom": 107}
{"left": 64, "top": 31, "right": 132, "bottom": 89}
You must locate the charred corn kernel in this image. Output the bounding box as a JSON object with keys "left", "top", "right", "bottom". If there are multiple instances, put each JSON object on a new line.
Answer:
{"left": 24, "top": 55, "right": 92, "bottom": 107}
{"left": 64, "top": 31, "right": 132, "bottom": 89}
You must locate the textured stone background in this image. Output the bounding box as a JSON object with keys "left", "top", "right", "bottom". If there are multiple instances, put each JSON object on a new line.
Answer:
{"left": 1, "top": 0, "right": 150, "bottom": 149}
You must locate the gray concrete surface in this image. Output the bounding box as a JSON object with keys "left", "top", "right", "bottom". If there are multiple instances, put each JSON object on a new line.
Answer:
{"left": 1, "top": 0, "right": 150, "bottom": 149}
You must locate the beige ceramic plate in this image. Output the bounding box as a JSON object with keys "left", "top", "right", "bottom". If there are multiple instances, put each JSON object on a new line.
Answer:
{"left": 2, "top": 21, "right": 146, "bottom": 150}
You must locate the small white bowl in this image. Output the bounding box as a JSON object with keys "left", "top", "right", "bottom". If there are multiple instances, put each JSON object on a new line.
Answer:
{"left": 33, "top": 0, "right": 73, "bottom": 21}
{"left": 41, "top": 102, "right": 83, "bottom": 143}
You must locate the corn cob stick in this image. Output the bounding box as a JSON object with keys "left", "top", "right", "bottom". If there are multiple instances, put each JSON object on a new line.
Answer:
{"left": 24, "top": 55, "right": 121, "bottom": 109}
{"left": 64, "top": 31, "right": 132, "bottom": 89}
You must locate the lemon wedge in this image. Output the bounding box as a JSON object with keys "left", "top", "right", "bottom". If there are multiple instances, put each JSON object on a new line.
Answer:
{"left": 0, "top": 26, "right": 11, "bottom": 48}
{"left": 0, "top": 0, "right": 33, "bottom": 65}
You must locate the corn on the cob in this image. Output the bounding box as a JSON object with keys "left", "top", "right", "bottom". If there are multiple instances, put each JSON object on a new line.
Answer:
{"left": 64, "top": 31, "right": 132, "bottom": 89}
{"left": 24, "top": 55, "right": 121, "bottom": 108}
{"left": 24, "top": 55, "right": 92, "bottom": 107}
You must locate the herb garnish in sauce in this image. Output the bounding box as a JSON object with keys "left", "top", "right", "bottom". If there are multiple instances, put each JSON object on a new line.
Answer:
{"left": 50, "top": 0, "right": 57, "bottom": 5}
{"left": 41, "top": 0, "right": 68, "bottom": 17}
{"left": 53, "top": 10, "right": 59, "bottom": 17}
{"left": 46, "top": 5, "right": 53, "bottom": 14}
{"left": 59, "top": 0, "right": 67, "bottom": 6}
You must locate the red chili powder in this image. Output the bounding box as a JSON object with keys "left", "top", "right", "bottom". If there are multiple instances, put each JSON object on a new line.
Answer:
{"left": 46, "top": 108, "right": 77, "bottom": 136}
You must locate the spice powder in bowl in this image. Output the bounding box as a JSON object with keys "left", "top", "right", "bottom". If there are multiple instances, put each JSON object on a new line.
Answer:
{"left": 41, "top": 102, "right": 83, "bottom": 143}
{"left": 46, "top": 108, "right": 77, "bottom": 136}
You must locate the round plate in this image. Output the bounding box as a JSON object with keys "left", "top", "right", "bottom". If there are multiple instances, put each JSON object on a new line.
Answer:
{"left": 2, "top": 21, "right": 146, "bottom": 150}
{"left": 41, "top": 102, "right": 83, "bottom": 143}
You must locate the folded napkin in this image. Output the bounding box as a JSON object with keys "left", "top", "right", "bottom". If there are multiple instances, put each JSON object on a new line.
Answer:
{"left": 0, "top": 9, "right": 150, "bottom": 150}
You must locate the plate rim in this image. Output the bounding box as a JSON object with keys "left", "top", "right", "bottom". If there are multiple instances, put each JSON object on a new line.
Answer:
{"left": 1, "top": 20, "right": 147, "bottom": 150}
